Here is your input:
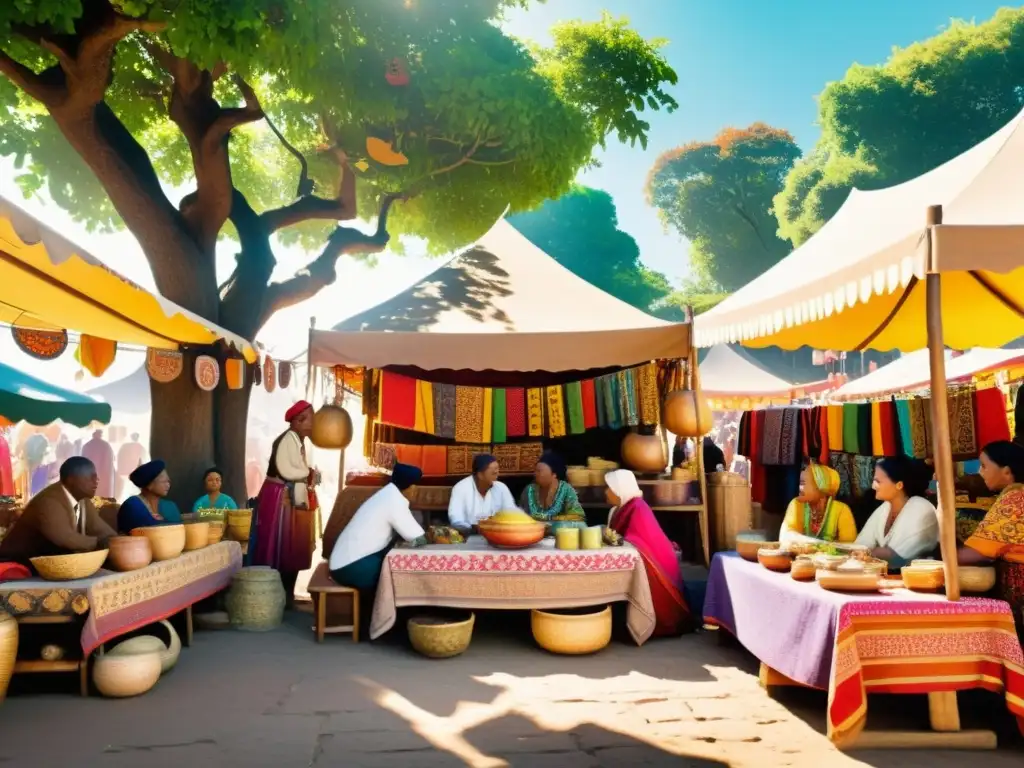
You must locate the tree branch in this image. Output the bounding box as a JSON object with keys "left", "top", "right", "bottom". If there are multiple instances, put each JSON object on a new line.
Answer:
{"left": 0, "top": 51, "right": 63, "bottom": 105}
{"left": 259, "top": 148, "right": 357, "bottom": 234}
{"left": 259, "top": 194, "right": 404, "bottom": 323}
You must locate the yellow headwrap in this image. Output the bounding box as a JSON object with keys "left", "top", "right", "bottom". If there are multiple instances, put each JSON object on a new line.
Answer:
{"left": 810, "top": 463, "right": 840, "bottom": 497}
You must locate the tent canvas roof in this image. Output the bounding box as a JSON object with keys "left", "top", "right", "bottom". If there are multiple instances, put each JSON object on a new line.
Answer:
{"left": 698, "top": 345, "right": 796, "bottom": 396}
{"left": 0, "top": 360, "right": 111, "bottom": 427}
{"left": 695, "top": 107, "right": 1024, "bottom": 351}
{"left": 310, "top": 216, "right": 690, "bottom": 372}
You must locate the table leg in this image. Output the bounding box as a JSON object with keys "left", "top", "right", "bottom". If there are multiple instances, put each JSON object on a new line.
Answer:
{"left": 184, "top": 605, "right": 193, "bottom": 648}
{"left": 316, "top": 594, "right": 325, "bottom": 644}
{"left": 79, "top": 655, "right": 89, "bottom": 698}
{"left": 928, "top": 691, "right": 960, "bottom": 732}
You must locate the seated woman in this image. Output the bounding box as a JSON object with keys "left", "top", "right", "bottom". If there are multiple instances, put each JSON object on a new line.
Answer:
{"left": 958, "top": 441, "right": 1024, "bottom": 643}
{"left": 447, "top": 454, "right": 517, "bottom": 535}
{"left": 855, "top": 456, "right": 937, "bottom": 568}
{"left": 192, "top": 467, "right": 238, "bottom": 513}
{"left": 117, "top": 460, "right": 182, "bottom": 533}
{"left": 605, "top": 470, "right": 691, "bottom": 636}
{"left": 780, "top": 463, "right": 857, "bottom": 546}
{"left": 519, "top": 451, "right": 584, "bottom": 521}
{"left": 329, "top": 463, "right": 427, "bottom": 592}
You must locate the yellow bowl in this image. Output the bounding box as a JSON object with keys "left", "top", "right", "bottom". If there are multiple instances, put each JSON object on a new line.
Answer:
{"left": 532, "top": 606, "right": 612, "bottom": 655}
{"left": 478, "top": 519, "right": 545, "bottom": 549}
{"left": 131, "top": 524, "right": 186, "bottom": 561}
{"left": 183, "top": 521, "right": 210, "bottom": 551}
{"left": 31, "top": 549, "right": 109, "bottom": 581}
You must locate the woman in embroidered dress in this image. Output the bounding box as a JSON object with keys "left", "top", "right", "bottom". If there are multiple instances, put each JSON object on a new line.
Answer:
{"left": 605, "top": 469, "right": 691, "bottom": 636}
{"left": 251, "top": 401, "right": 319, "bottom": 607}
{"left": 520, "top": 451, "right": 584, "bottom": 521}
{"left": 779, "top": 463, "right": 857, "bottom": 546}
{"left": 855, "top": 456, "right": 937, "bottom": 569}
{"left": 958, "top": 440, "right": 1024, "bottom": 643}
{"left": 192, "top": 467, "right": 239, "bottom": 513}
{"left": 117, "top": 460, "right": 182, "bottom": 532}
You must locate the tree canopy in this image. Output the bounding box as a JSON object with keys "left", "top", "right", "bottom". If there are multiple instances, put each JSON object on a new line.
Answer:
{"left": 775, "top": 7, "right": 1024, "bottom": 245}
{"left": 508, "top": 185, "right": 674, "bottom": 316}
{"left": 0, "top": 0, "right": 679, "bottom": 504}
{"left": 645, "top": 123, "right": 800, "bottom": 292}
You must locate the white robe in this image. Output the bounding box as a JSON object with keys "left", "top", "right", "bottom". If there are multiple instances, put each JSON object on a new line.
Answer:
{"left": 855, "top": 496, "right": 939, "bottom": 561}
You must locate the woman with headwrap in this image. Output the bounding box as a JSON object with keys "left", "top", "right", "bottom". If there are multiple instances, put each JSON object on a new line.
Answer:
{"left": 251, "top": 401, "right": 320, "bottom": 606}
{"left": 605, "top": 469, "right": 691, "bottom": 636}
{"left": 447, "top": 453, "right": 517, "bottom": 535}
{"left": 329, "top": 463, "right": 427, "bottom": 593}
{"left": 116, "top": 460, "right": 182, "bottom": 532}
{"left": 520, "top": 451, "right": 584, "bottom": 521}
{"left": 780, "top": 463, "right": 857, "bottom": 546}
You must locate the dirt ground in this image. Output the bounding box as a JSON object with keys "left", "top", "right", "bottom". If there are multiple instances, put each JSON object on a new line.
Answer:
{"left": 1, "top": 608, "right": 1021, "bottom": 767}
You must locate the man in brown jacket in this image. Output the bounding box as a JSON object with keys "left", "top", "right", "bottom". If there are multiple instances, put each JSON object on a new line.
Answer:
{"left": 0, "top": 456, "right": 115, "bottom": 564}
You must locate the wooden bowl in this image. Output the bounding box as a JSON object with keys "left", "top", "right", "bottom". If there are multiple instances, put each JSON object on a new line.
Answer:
{"left": 901, "top": 564, "right": 945, "bottom": 591}
{"left": 478, "top": 519, "right": 545, "bottom": 549}
{"left": 959, "top": 565, "right": 996, "bottom": 593}
{"left": 226, "top": 509, "right": 252, "bottom": 542}
{"left": 790, "top": 558, "right": 816, "bottom": 581}
{"left": 183, "top": 521, "right": 210, "bottom": 551}
{"left": 407, "top": 614, "right": 475, "bottom": 659}
{"left": 735, "top": 532, "right": 771, "bottom": 561}
{"left": 30, "top": 549, "right": 109, "bottom": 581}
{"left": 757, "top": 548, "right": 793, "bottom": 572}
{"left": 131, "top": 524, "right": 185, "bottom": 561}
{"left": 106, "top": 536, "right": 152, "bottom": 572}
{"left": 816, "top": 569, "right": 880, "bottom": 592}
{"left": 531, "top": 606, "right": 612, "bottom": 655}
{"left": 92, "top": 650, "right": 162, "bottom": 698}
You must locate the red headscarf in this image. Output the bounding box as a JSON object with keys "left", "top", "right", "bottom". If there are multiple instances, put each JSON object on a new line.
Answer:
{"left": 285, "top": 400, "right": 313, "bottom": 423}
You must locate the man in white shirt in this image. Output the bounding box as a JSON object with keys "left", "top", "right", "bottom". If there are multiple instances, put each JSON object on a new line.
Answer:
{"left": 447, "top": 454, "right": 518, "bottom": 534}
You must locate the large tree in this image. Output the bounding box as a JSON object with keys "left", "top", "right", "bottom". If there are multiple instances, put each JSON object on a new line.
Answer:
{"left": 0, "top": 2, "right": 677, "bottom": 504}
{"left": 645, "top": 123, "right": 800, "bottom": 292}
{"left": 776, "top": 7, "right": 1024, "bottom": 245}
{"left": 508, "top": 185, "right": 674, "bottom": 315}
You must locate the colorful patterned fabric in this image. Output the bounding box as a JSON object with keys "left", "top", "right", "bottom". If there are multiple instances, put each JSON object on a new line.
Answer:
{"left": 964, "top": 484, "right": 1024, "bottom": 562}
{"left": 520, "top": 481, "right": 583, "bottom": 520}
{"left": 432, "top": 383, "right": 456, "bottom": 439}
{"left": 604, "top": 374, "right": 623, "bottom": 429}
{"left": 870, "top": 403, "right": 885, "bottom": 457}
{"left": 581, "top": 379, "right": 598, "bottom": 429}
{"left": 379, "top": 371, "right": 416, "bottom": 429}
{"left": 505, "top": 388, "right": 527, "bottom": 438}
{"left": 760, "top": 408, "right": 800, "bottom": 466}
{"left": 638, "top": 363, "right": 660, "bottom": 426}
{"left": 421, "top": 445, "right": 447, "bottom": 476}
{"left": 491, "top": 389, "right": 507, "bottom": 443}
{"left": 842, "top": 404, "right": 859, "bottom": 453}
{"left": 619, "top": 369, "right": 639, "bottom": 427}
{"left": 413, "top": 380, "right": 434, "bottom": 434}
{"left": 894, "top": 399, "right": 914, "bottom": 456}
{"left": 527, "top": 388, "right": 544, "bottom": 437}
{"left": 565, "top": 381, "right": 585, "bottom": 435}
{"left": 800, "top": 407, "right": 826, "bottom": 465}
{"left": 947, "top": 390, "right": 977, "bottom": 457}
{"left": 829, "top": 452, "right": 853, "bottom": 499}
{"left": 481, "top": 388, "right": 493, "bottom": 444}
{"left": 997, "top": 560, "right": 1024, "bottom": 645}
{"left": 446, "top": 446, "right": 470, "bottom": 475}
{"left": 454, "top": 386, "right": 485, "bottom": 443}
{"left": 545, "top": 386, "right": 567, "bottom": 438}
{"left": 595, "top": 376, "right": 608, "bottom": 428}
{"left": 878, "top": 400, "right": 898, "bottom": 457}
{"left": 975, "top": 387, "right": 1012, "bottom": 446}
{"left": 826, "top": 406, "right": 844, "bottom": 452}
{"left": 909, "top": 398, "right": 930, "bottom": 459}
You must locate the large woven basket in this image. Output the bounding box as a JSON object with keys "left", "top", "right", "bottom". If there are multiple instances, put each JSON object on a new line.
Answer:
{"left": 531, "top": 606, "right": 612, "bottom": 655}
{"left": 0, "top": 611, "right": 16, "bottom": 703}
{"left": 30, "top": 548, "right": 109, "bottom": 580}
{"left": 408, "top": 614, "right": 475, "bottom": 659}
{"left": 225, "top": 567, "right": 286, "bottom": 631}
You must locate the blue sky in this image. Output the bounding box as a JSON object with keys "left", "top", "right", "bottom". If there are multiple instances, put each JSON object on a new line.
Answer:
{"left": 0, "top": 0, "right": 1012, "bottom": 371}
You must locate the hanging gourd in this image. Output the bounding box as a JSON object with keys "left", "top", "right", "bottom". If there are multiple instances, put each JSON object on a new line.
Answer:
{"left": 311, "top": 365, "right": 353, "bottom": 449}
{"left": 662, "top": 389, "right": 713, "bottom": 437}
{"left": 620, "top": 432, "right": 667, "bottom": 474}
{"left": 385, "top": 58, "right": 410, "bottom": 87}
{"left": 366, "top": 136, "right": 409, "bottom": 167}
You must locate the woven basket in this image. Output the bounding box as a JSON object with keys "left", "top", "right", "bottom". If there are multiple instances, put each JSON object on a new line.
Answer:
{"left": 532, "top": 606, "right": 612, "bottom": 655}
{"left": 131, "top": 524, "right": 185, "bottom": 561}
{"left": 226, "top": 567, "right": 286, "bottom": 631}
{"left": 183, "top": 521, "right": 210, "bottom": 551}
{"left": 226, "top": 509, "right": 252, "bottom": 543}
{"left": 408, "top": 614, "right": 475, "bottom": 659}
{"left": 0, "top": 612, "right": 16, "bottom": 702}
{"left": 958, "top": 565, "right": 996, "bottom": 593}
{"left": 649, "top": 480, "right": 688, "bottom": 507}
{"left": 902, "top": 564, "right": 945, "bottom": 591}
{"left": 30, "top": 548, "right": 109, "bottom": 580}
{"left": 207, "top": 521, "right": 225, "bottom": 545}
{"left": 566, "top": 467, "right": 590, "bottom": 487}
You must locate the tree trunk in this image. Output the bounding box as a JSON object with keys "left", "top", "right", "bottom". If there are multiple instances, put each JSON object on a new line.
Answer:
{"left": 213, "top": 383, "right": 253, "bottom": 509}
{"left": 149, "top": 353, "right": 216, "bottom": 511}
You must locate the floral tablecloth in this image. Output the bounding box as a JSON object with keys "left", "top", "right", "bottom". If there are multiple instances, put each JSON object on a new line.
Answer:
{"left": 704, "top": 552, "right": 1024, "bottom": 743}
{"left": 370, "top": 536, "right": 655, "bottom": 644}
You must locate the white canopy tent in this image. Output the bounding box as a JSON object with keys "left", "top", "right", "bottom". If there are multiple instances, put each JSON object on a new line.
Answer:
{"left": 699, "top": 345, "right": 831, "bottom": 408}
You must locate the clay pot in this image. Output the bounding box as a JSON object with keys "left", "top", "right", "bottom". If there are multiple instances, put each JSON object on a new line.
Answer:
{"left": 477, "top": 519, "right": 546, "bottom": 549}
{"left": 107, "top": 536, "right": 153, "bottom": 572}
{"left": 663, "top": 389, "right": 712, "bottom": 437}
{"left": 109, "top": 619, "right": 181, "bottom": 674}
{"left": 0, "top": 612, "right": 17, "bottom": 703}
{"left": 311, "top": 404, "right": 353, "bottom": 449}
{"left": 620, "top": 433, "right": 666, "bottom": 473}
{"left": 93, "top": 650, "right": 162, "bottom": 698}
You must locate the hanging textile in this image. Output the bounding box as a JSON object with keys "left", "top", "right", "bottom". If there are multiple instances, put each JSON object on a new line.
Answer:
{"left": 829, "top": 452, "right": 853, "bottom": 499}
{"left": 826, "top": 405, "right": 844, "bottom": 453}
{"left": 638, "top": 363, "right": 659, "bottom": 426}
{"left": 894, "top": 399, "right": 914, "bottom": 457}
{"left": 527, "top": 388, "right": 544, "bottom": 437}
{"left": 856, "top": 405, "right": 873, "bottom": 456}
{"left": 749, "top": 410, "right": 767, "bottom": 504}
{"left": 432, "top": 383, "right": 457, "bottom": 439}
{"left": 618, "top": 370, "right": 638, "bottom": 427}
{"left": 422, "top": 445, "right": 447, "bottom": 476}
{"left": 379, "top": 371, "right": 417, "bottom": 429}
{"left": 841, "top": 404, "right": 859, "bottom": 454}
{"left": 595, "top": 377, "right": 607, "bottom": 428}
{"left": 505, "top": 388, "right": 527, "bottom": 438}
{"left": 76, "top": 335, "right": 117, "bottom": 377}
{"left": 565, "top": 381, "right": 585, "bottom": 435}
{"left": 446, "top": 446, "right": 470, "bottom": 475}
{"left": 604, "top": 375, "right": 623, "bottom": 429}
{"left": 878, "top": 400, "right": 898, "bottom": 457}
{"left": 870, "top": 403, "right": 885, "bottom": 457}
{"left": 947, "top": 390, "right": 977, "bottom": 456}
{"left": 975, "top": 387, "right": 1012, "bottom": 446}
{"left": 395, "top": 444, "right": 423, "bottom": 468}
{"left": 455, "top": 386, "right": 485, "bottom": 443}
{"left": 545, "top": 385, "right": 567, "bottom": 438}
{"left": 760, "top": 409, "right": 800, "bottom": 466}
{"left": 800, "top": 407, "right": 826, "bottom": 465}
{"left": 413, "top": 380, "right": 435, "bottom": 435}
{"left": 581, "top": 379, "right": 598, "bottom": 430}
{"left": 482, "top": 388, "right": 493, "bottom": 444}
{"left": 491, "top": 389, "right": 507, "bottom": 443}
{"left": 908, "top": 398, "right": 930, "bottom": 459}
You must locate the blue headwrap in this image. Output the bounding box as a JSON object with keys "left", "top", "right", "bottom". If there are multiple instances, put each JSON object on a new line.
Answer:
{"left": 129, "top": 460, "right": 166, "bottom": 489}
{"left": 390, "top": 463, "right": 423, "bottom": 492}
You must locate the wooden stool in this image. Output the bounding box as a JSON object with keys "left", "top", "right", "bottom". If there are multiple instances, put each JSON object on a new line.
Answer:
{"left": 307, "top": 562, "right": 359, "bottom": 643}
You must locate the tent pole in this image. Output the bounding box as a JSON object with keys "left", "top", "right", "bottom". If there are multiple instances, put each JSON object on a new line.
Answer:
{"left": 687, "top": 306, "right": 711, "bottom": 567}
{"left": 925, "top": 205, "right": 960, "bottom": 601}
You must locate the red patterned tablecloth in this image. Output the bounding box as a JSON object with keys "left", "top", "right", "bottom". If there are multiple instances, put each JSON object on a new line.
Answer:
{"left": 370, "top": 537, "right": 655, "bottom": 643}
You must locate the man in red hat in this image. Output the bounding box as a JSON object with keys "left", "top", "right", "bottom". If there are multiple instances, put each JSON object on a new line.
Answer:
{"left": 250, "top": 400, "right": 319, "bottom": 606}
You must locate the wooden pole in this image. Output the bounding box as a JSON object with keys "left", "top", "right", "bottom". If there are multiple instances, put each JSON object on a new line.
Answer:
{"left": 687, "top": 305, "right": 711, "bottom": 567}
{"left": 924, "top": 205, "right": 960, "bottom": 601}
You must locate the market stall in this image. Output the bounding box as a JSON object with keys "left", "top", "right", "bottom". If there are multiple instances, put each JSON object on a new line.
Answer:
{"left": 694, "top": 106, "right": 1024, "bottom": 748}
{"left": 700, "top": 344, "right": 832, "bottom": 410}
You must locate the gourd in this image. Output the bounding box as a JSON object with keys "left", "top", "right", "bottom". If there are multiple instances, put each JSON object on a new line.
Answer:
{"left": 310, "top": 405, "right": 353, "bottom": 449}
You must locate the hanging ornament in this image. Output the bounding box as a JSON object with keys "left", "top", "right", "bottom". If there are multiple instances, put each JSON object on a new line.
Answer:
{"left": 146, "top": 349, "right": 184, "bottom": 383}
{"left": 366, "top": 136, "right": 409, "bottom": 167}
{"left": 385, "top": 57, "right": 410, "bottom": 86}
{"left": 263, "top": 355, "right": 276, "bottom": 393}
{"left": 12, "top": 327, "right": 69, "bottom": 360}
{"left": 278, "top": 361, "right": 292, "bottom": 389}
{"left": 353, "top": 159, "right": 370, "bottom": 172}
{"left": 225, "top": 359, "right": 246, "bottom": 390}
{"left": 75, "top": 336, "right": 117, "bottom": 377}
{"left": 194, "top": 355, "right": 220, "bottom": 391}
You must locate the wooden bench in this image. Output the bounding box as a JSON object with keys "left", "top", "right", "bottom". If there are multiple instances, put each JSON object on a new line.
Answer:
{"left": 307, "top": 562, "right": 359, "bottom": 643}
